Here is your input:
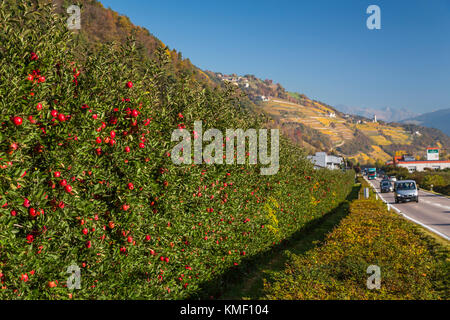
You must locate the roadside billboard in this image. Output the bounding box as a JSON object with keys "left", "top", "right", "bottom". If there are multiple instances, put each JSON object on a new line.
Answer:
{"left": 426, "top": 148, "right": 439, "bottom": 161}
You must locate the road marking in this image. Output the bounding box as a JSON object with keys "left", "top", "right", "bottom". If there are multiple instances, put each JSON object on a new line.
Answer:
{"left": 364, "top": 177, "right": 450, "bottom": 241}
{"left": 421, "top": 200, "right": 450, "bottom": 211}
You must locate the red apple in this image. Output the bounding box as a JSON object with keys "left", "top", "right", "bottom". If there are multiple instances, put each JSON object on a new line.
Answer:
{"left": 57, "top": 114, "right": 65, "bottom": 122}
{"left": 23, "top": 198, "right": 30, "bottom": 208}
{"left": 29, "top": 207, "right": 37, "bottom": 217}
{"left": 12, "top": 116, "right": 23, "bottom": 126}
{"left": 26, "top": 234, "right": 34, "bottom": 243}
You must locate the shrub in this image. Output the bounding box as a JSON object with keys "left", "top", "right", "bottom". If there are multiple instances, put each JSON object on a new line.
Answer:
{"left": 384, "top": 167, "right": 409, "bottom": 180}
{"left": 422, "top": 175, "right": 446, "bottom": 190}
{"left": 433, "top": 185, "right": 450, "bottom": 196}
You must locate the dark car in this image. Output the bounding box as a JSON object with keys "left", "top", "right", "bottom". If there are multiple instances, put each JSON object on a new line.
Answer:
{"left": 380, "top": 180, "right": 392, "bottom": 193}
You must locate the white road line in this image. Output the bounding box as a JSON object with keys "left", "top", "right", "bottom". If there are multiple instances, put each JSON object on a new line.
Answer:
{"left": 425, "top": 202, "right": 450, "bottom": 210}
{"left": 363, "top": 177, "right": 450, "bottom": 241}
{"left": 420, "top": 199, "right": 450, "bottom": 211}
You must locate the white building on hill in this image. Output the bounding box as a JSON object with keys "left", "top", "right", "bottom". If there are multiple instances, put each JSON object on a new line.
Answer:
{"left": 307, "top": 152, "right": 343, "bottom": 170}
{"left": 257, "top": 95, "right": 269, "bottom": 102}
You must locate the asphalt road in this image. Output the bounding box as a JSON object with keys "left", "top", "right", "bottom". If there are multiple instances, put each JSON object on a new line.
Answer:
{"left": 366, "top": 177, "right": 450, "bottom": 240}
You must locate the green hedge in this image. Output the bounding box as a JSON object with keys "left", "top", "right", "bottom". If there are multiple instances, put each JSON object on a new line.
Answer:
{"left": 433, "top": 185, "right": 450, "bottom": 196}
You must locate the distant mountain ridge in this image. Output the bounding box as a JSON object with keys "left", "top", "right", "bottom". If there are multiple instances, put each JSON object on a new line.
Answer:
{"left": 401, "top": 108, "right": 450, "bottom": 136}
{"left": 335, "top": 105, "right": 419, "bottom": 122}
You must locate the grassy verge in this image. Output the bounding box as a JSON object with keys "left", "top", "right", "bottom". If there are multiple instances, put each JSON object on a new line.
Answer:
{"left": 262, "top": 180, "right": 449, "bottom": 299}
{"left": 213, "top": 183, "right": 361, "bottom": 300}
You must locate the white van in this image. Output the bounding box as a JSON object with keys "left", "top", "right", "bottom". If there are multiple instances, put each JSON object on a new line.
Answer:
{"left": 394, "top": 180, "right": 419, "bottom": 203}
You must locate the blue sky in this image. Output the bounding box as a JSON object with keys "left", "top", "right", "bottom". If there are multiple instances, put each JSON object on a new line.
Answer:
{"left": 98, "top": 0, "right": 450, "bottom": 114}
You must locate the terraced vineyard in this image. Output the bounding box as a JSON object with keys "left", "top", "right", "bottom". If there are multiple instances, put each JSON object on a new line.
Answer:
{"left": 259, "top": 99, "right": 354, "bottom": 147}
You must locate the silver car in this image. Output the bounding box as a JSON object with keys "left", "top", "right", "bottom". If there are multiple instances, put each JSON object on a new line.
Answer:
{"left": 394, "top": 180, "right": 419, "bottom": 203}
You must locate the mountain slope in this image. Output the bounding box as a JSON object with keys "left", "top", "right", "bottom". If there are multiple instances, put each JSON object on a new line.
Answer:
{"left": 401, "top": 108, "right": 450, "bottom": 136}
{"left": 52, "top": 0, "right": 213, "bottom": 85}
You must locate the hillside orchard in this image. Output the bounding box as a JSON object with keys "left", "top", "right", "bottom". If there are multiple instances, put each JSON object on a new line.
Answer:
{"left": 0, "top": 1, "right": 354, "bottom": 299}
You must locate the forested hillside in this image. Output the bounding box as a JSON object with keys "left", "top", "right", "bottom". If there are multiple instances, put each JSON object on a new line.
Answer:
{"left": 52, "top": 0, "right": 213, "bottom": 85}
